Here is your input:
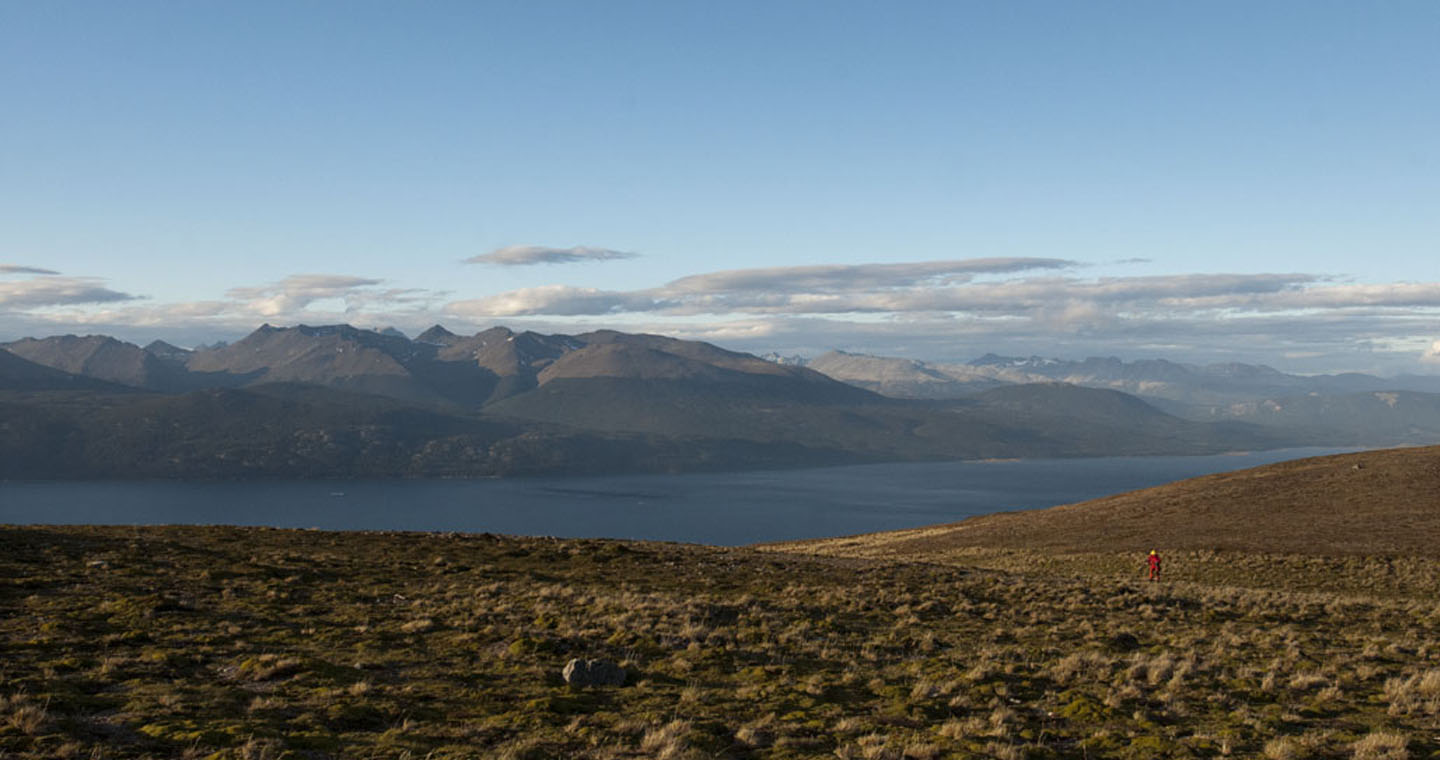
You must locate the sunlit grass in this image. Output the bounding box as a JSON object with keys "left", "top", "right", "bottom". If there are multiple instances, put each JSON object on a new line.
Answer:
{"left": 3, "top": 524, "right": 1440, "bottom": 758}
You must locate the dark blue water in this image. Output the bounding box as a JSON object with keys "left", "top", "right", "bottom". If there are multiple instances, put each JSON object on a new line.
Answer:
{"left": 0, "top": 448, "right": 1353, "bottom": 545}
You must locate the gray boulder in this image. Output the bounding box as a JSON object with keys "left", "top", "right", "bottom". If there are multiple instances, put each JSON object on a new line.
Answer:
{"left": 562, "top": 658, "right": 626, "bottom": 687}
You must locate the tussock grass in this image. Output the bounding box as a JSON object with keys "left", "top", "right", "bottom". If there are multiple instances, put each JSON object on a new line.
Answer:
{"left": 4, "top": 523, "right": 1440, "bottom": 758}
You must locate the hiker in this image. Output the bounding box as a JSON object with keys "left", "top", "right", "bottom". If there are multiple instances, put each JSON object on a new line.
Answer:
{"left": 1146, "top": 549, "right": 1162, "bottom": 582}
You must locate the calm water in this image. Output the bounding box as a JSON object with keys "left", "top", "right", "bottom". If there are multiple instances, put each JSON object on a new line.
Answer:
{"left": 0, "top": 448, "right": 1353, "bottom": 545}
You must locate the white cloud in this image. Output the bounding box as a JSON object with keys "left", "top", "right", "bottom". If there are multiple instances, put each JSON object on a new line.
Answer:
{"left": 226, "top": 274, "right": 385, "bottom": 317}
{"left": 446, "top": 285, "right": 665, "bottom": 317}
{"left": 5, "top": 257, "right": 1440, "bottom": 375}
{"left": 0, "top": 271, "right": 452, "bottom": 345}
{"left": 1422, "top": 340, "right": 1440, "bottom": 364}
{"left": 428, "top": 261, "right": 1440, "bottom": 374}
{"left": 447, "top": 269, "right": 1322, "bottom": 318}
{"left": 465, "top": 245, "right": 637, "bottom": 266}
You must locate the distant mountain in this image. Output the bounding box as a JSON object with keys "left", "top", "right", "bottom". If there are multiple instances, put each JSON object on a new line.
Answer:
{"left": 431, "top": 327, "right": 581, "bottom": 402}
{"left": 0, "top": 324, "right": 1382, "bottom": 480}
{"left": 142, "top": 340, "right": 191, "bottom": 364}
{"left": 3, "top": 335, "right": 195, "bottom": 391}
{"left": 9, "top": 323, "right": 875, "bottom": 409}
{"left": 0, "top": 384, "right": 848, "bottom": 479}
{"left": 758, "top": 352, "right": 808, "bottom": 366}
{"left": 0, "top": 348, "right": 128, "bottom": 392}
{"left": 183, "top": 323, "right": 499, "bottom": 406}
{"left": 807, "top": 350, "right": 1026, "bottom": 398}
{"left": 1187, "top": 390, "right": 1440, "bottom": 445}
{"left": 805, "top": 348, "right": 1440, "bottom": 405}
{"left": 969, "top": 353, "right": 1440, "bottom": 403}
{"left": 950, "top": 383, "right": 1297, "bottom": 456}
{"left": 491, "top": 373, "right": 1285, "bottom": 462}
{"left": 415, "top": 324, "right": 460, "bottom": 345}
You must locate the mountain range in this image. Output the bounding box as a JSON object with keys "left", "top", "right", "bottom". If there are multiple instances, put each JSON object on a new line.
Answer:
{"left": 806, "top": 349, "right": 1440, "bottom": 404}
{"left": 805, "top": 349, "right": 1440, "bottom": 444}
{"left": 3, "top": 324, "right": 1436, "bottom": 479}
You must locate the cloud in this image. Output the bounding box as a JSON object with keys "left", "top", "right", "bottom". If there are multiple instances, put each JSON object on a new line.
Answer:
{"left": 0, "top": 272, "right": 452, "bottom": 346}
{"left": 446, "top": 285, "right": 666, "bottom": 317}
{"left": 465, "top": 245, "right": 638, "bottom": 266}
{"left": 6, "top": 256, "right": 1440, "bottom": 376}
{"left": 1423, "top": 341, "right": 1440, "bottom": 365}
{"left": 0, "top": 265, "right": 61, "bottom": 276}
{"left": 0, "top": 276, "right": 138, "bottom": 309}
{"left": 428, "top": 258, "right": 1440, "bottom": 374}
{"left": 226, "top": 274, "right": 385, "bottom": 317}
{"left": 664, "top": 258, "right": 1075, "bottom": 295}
{"left": 450, "top": 266, "right": 1319, "bottom": 319}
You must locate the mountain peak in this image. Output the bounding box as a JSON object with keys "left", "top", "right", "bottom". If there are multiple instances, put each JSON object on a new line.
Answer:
{"left": 143, "top": 340, "right": 191, "bottom": 363}
{"left": 416, "top": 324, "right": 459, "bottom": 345}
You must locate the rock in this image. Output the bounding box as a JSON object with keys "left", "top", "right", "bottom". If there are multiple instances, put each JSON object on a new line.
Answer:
{"left": 562, "top": 658, "right": 626, "bottom": 687}
{"left": 1106, "top": 632, "right": 1141, "bottom": 652}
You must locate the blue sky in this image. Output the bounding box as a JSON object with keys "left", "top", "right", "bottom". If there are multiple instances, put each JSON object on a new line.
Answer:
{"left": 3, "top": 1, "right": 1439, "bottom": 373}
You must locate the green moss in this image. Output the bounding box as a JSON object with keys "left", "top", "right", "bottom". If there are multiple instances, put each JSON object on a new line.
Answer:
{"left": 136, "top": 721, "right": 234, "bottom": 746}
{"left": 1058, "top": 691, "right": 1119, "bottom": 723}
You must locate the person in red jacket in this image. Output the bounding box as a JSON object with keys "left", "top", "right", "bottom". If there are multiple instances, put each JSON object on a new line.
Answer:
{"left": 1147, "top": 549, "right": 1162, "bottom": 582}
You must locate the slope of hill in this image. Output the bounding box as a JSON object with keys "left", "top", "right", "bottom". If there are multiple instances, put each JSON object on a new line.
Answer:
{"left": 778, "top": 446, "right": 1440, "bottom": 559}
{"left": 0, "top": 348, "right": 128, "bottom": 392}
{"left": 0, "top": 384, "right": 855, "bottom": 479}
{"left": 3, "top": 335, "right": 194, "bottom": 391}
{"left": 492, "top": 378, "right": 1284, "bottom": 461}
{"left": 10, "top": 523, "right": 1440, "bottom": 759}
{"left": 1188, "top": 390, "right": 1440, "bottom": 444}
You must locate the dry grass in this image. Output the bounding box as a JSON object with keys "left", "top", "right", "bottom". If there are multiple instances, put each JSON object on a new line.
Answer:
{"left": 768, "top": 445, "right": 1440, "bottom": 559}
{"left": 5, "top": 522, "right": 1440, "bottom": 758}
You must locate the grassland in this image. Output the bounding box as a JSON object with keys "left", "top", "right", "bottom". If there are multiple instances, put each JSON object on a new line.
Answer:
{"left": 4, "top": 518, "right": 1440, "bottom": 759}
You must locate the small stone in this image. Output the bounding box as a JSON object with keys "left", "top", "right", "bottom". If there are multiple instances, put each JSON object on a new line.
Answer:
{"left": 1106, "top": 632, "right": 1141, "bottom": 652}
{"left": 562, "top": 658, "right": 626, "bottom": 687}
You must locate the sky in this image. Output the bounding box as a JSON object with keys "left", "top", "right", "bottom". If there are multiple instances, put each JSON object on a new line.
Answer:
{"left": 2, "top": 1, "right": 1439, "bottom": 374}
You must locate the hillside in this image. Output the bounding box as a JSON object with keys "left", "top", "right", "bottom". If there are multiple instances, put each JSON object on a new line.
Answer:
{"left": 776, "top": 445, "right": 1440, "bottom": 560}
{"left": 5, "top": 522, "right": 1440, "bottom": 759}
{"left": 2, "top": 335, "right": 192, "bottom": 391}
{"left": 0, "top": 349, "right": 127, "bottom": 392}
{"left": 489, "top": 380, "right": 1284, "bottom": 462}
{"left": 0, "top": 384, "right": 855, "bottom": 479}
{"left": 1188, "top": 390, "right": 1440, "bottom": 444}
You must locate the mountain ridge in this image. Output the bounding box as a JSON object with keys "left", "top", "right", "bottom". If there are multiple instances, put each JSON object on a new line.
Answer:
{"left": 806, "top": 348, "right": 1440, "bottom": 404}
{"left": 1, "top": 324, "right": 1430, "bottom": 480}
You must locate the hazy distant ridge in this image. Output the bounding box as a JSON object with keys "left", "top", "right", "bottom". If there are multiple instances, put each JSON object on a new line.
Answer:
{"left": 0, "top": 324, "right": 1306, "bottom": 479}
{"left": 807, "top": 349, "right": 1440, "bottom": 405}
